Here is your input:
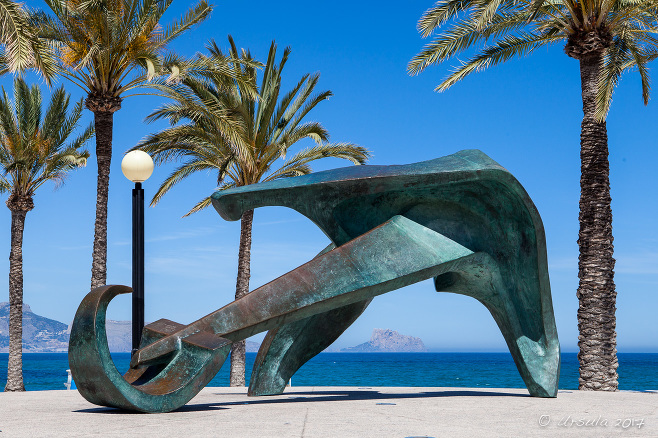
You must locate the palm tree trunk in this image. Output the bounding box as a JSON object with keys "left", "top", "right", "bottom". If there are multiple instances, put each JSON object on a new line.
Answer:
{"left": 230, "top": 209, "right": 254, "bottom": 387}
{"left": 5, "top": 209, "right": 27, "bottom": 391}
{"left": 90, "top": 111, "right": 114, "bottom": 290}
{"left": 577, "top": 53, "right": 618, "bottom": 391}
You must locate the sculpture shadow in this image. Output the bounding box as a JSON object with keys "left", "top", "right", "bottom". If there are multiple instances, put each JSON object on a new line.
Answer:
{"left": 220, "top": 388, "right": 530, "bottom": 404}
{"left": 203, "top": 388, "right": 530, "bottom": 410}
{"left": 74, "top": 388, "right": 529, "bottom": 414}
{"left": 74, "top": 405, "right": 228, "bottom": 414}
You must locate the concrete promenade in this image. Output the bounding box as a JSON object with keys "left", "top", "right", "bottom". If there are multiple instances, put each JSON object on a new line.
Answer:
{"left": 0, "top": 386, "right": 656, "bottom": 437}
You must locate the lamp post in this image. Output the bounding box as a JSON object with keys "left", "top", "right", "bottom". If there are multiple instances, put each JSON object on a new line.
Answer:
{"left": 121, "top": 150, "right": 154, "bottom": 356}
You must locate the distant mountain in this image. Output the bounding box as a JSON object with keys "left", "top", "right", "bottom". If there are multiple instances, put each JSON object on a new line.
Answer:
{"left": 342, "top": 329, "right": 428, "bottom": 352}
{"left": 0, "top": 302, "right": 69, "bottom": 352}
{"left": 99, "top": 320, "right": 132, "bottom": 353}
{"left": 1, "top": 303, "right": 134, "bottom": 353}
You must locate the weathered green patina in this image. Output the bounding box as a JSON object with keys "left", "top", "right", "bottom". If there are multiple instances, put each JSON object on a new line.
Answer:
{"left": 69, "top": 149, "right": 560, "bottom": 413}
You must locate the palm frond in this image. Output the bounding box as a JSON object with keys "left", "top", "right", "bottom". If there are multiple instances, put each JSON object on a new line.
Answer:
{"left": 0, "top": 0, "right": 35, "bottom": 73}
{"left": 408, "top": 10, "right": 546, "bottom": 75}
{"left": 437, "top": 31, "right": 562, "bottom": 91}
{"left": 155, "top": 1, "right": 212, "bottom": 48}
{"left": 279, "top": 89, "right": 332, "bottom": 143}
{"left": 182, "top": 195, "right": 212, "bottom": 217}
{"left": 279, "top": 122, "right": 329, "bottom": 150}
{"left": 264, "top": 143, "right": 370, "bottom": 182}
{"left": 417, "top": 0, "right": 479, "bottom": 37}
{"left": 150, "top": 159, "right": 218, "bottom": 206}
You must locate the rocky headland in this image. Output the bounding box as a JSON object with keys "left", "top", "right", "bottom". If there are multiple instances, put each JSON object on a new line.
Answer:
{"left": 1, "top": 302, "right": 134, "bottom": 353}
{"left": 341, "top": 329, "right": 428, "bottom": 352}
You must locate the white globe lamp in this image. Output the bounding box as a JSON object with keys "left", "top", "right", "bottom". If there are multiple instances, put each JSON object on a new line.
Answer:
{"left": 121, "top": 150, "right": 154, "bottom": 183}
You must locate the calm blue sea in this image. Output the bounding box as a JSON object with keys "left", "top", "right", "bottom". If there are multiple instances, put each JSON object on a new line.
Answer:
{"left": 1, "top": 352, "right": 656, "bottom": 391}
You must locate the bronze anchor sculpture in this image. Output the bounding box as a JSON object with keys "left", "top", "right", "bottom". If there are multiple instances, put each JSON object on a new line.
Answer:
{"left": 69, "top": 149, "right": 561, "bottom": 413}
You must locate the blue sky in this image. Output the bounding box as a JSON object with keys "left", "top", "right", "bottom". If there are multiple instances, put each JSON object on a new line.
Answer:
{"left": 1, "top": 0, "right": 657, "bottom": 352}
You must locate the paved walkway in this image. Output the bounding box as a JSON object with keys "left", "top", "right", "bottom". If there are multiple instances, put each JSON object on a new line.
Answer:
{"left": 0, "top": 386, "right": 656, "bottom": 437}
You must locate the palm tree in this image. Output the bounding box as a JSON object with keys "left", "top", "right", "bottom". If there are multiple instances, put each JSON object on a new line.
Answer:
{"left": 1, "top": 78, "right": 92, "bottom": 391}
{"left": 0, "top": 0, "right": 57, "bottom": 81}
{"left": 406, "top": 0, "right": 658, "bottom": 391}
{"left": 136, "top": 38, "right": 371, "bottom": 386}
{"left": 36, "top": 0, "right": 212, "bottom": 290}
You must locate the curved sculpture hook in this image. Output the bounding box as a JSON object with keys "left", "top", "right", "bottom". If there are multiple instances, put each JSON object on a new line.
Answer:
{"left": 68, "top": 285, "right": 231, "bottom": 413}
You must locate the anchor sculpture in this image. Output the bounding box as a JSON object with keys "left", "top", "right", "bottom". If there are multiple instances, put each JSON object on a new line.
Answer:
{"left": 69, "top": 149, "right": 560, "bottom": 413}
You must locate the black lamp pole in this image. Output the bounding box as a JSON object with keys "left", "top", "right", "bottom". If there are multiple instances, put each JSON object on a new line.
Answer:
{"left": 131, "top": 182, "right": 144, "bottom": 356}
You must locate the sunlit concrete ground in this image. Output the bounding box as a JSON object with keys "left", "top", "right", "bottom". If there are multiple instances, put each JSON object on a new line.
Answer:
{"left": 0, "top": 386, "right": 656, "bottom": 437}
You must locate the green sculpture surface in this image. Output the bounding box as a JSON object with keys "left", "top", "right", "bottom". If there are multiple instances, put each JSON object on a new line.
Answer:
{"left": 68, "top": 149, "right": 560, "bottom": 413}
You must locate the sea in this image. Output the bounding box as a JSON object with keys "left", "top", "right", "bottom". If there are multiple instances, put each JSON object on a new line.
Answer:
{"left": 1, "top": 352, "right": 657, "bottom": 392}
